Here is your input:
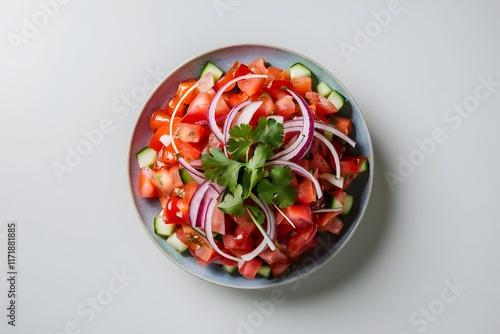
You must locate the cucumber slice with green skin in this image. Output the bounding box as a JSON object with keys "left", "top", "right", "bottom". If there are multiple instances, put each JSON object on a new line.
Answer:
{"left": 154, "top": 211, "right": 175, "bottom": 237}
{"left": 289, "top": 62, "right": 312, "bottom": 78}
{"left": 179, "top": 168, "right": 195, "bottom": 184}
{"left": 200, "top": 61, "right": 224, "bottom": 82}
{"left": 327, "top": 90, "right": 346, "bottom": 110}
{"left": 222, "top": 265, "right": 237, "bottom": 274}
{"left": 341, "top": 193, "right": 354, "bottom": 216}
{"left": 316, "top": 81, "right": 333, "bottom": 98}
{"left": 326, "top": 195, "right": 344, "bottom": 210}
{"left": 136, "top": 147, "right": 157, "bottom": 168}
{"left": 167, "top": 232, "right": 188, "bottom": 253}
{"left": 257, "top": 264, "right": 272, "bottom": 278}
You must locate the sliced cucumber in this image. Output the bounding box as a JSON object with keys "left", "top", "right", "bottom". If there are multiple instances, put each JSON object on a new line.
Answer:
{"left": 222, "top": 265, "right": 237, "bottom": 275}
{"left": 136, "top": 147, "right": 157, "bottom": 168}
{"left": 200, "top": 61, "right": 224, "bottom": 82}
{"left": 327, "top": 90, "right": 346, "bottom": 110}
{"left": 257, "top": 264, "right": 272, "bottom": 278}
{"left": 179, "top": 168, "right": 195, "bottom": 184}
{"left": 289, "top": 62, "right": 311, "bottom": 78}
{"left": 326, "top": 195, "right": 344, "bottom": 210}
{"left": 316, "top": 81, "right": 333, "bottom": 98}
{"left": 341, "top": 193, "right": 354, "bottom": 216}
{"left": 153, "top": 211, "right": 175, "bottom": 238}
{"left": 167, "top": 232, "right": 188, "bottom": 253}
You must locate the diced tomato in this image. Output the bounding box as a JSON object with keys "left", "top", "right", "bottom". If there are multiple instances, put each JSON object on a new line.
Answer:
{"left": 175, "top": 140, "right": 203, "bottom": 161}
{"left": 259, "top": 247, "right": 288, "bottom": 265}
{"left": 249, "top": 93, "right": 274, "bottom": 126}
{"left": 175, "top": 78, "right": 197, "bottom": 104}
{"left": 238, "top": 77, "right": 266, "bottom": 96}
{"left": 178, "top": 225, "right": 215, "bottom": 263}
{"left": 152, "top": 164, "right": 184, "bottom": 197}
{"left": 213, "top": 61, "right": 240, "bottom": 92}
{"left": 138, "top": 167, "right": 159, "bottom": 198}
{"left": 238, "top": 258, "right": 263, "bottom": 279}
{"left": 270, "top": 261, "right": 292, "bottom": 277}
{"left": 194, "top": 72, "right": 215, "bottom": 94}
{"left": 234, "top": 63, "right": 251, "bottom": 78}
{"left": 281, "top": 205, "right": 313, "bottom": 228}
{"left": 340, "top": 156, "right": 368, "bottom": 174}
{"left": 229, "top": 91, "right": 249, "bottom": 108}
{"left": 248, "top": 58, "right": 268, "bottom": 75}
{"left": 274, "top": 95, "right": 295, "bottom": 119}
{"left": 266, "top": 67, "right": 290, "bottom": 85}
{"left": 176, "top": 181, "right": 199, "bottom": 221}
{"left": 150, "top": 109, "right": 170, "bottom": 133}
{"left": 291, "top": 76, "right": 312, "bottom": 97}
{"left": 161, "top": 146, "right": 177, "bottom": 164}
{"left": 317, "top": 213, "right": 344, "bottom": 234}
{"left": 175, "top": 123, "right": 210, "bottom": 153}
{"left": 296, "top": 178, "right": 316, "bottom": 205}
{"left": 211, "top": 206, "right": 226, "bottom": 234}
{"left": 164, "top": 96, "right": 185, "bottom": 116}
{"left": 262, "top": 86, "right": 288, "bottom": 101}
{"left": 222, "top": 226, "right": 254, "bottom": 250}
{"left": 270, "top": 79, "right": 293, "bottom": 91}
{"left": 191, "top": 248, "right": 221, "bottom": 267}
{"left": 214, "top": 92, "right": 231, "bottom": 119}
{"left": 231, "top": 213, "right": 256, "bottom": 232}
{"left": 297, "top": 159, "right": 309, "bottom": 171}
{"left": 285, "top": 222, "right": 317, "bottom": 255}
{"left": 276, "top": 215, "right": 295, "bottom": 239}
{"left": 164, "top": 197, "right": 189, "bottom": 224}
{"left": 330, "top": 115, "right": 352, "bottom": 135}
{"left": 310, "top": 153, "right": 332, "bottom": 174}
{"left": 306, "top": 91, "right": 338, "bottom": 116}
{"left": 181, "top": 90, "right": 214, "bottom": 124}
{"left": 149, "top": 117, "right": 181, "bottom": 152}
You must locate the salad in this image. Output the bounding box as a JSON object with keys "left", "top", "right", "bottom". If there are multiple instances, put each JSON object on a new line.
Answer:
{"left": 135, "top": 58, "right": 368, "bottom": 279}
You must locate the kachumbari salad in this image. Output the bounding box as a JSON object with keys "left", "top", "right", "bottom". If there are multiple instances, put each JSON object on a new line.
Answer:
{"left": 136, "top": 58, "right": 368, "bottom": 279}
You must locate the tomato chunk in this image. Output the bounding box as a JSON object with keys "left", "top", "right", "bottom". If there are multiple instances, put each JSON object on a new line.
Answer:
{"left": 238, "top": 258, "right": 263, "bottom": 279}
{"left": 138, "top": 167, "right": 158, "bottom": 198}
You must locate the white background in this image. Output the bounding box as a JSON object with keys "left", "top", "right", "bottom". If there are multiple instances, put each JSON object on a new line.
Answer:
{"left": 1, "top": 0, "right": 500, "bottom": 333}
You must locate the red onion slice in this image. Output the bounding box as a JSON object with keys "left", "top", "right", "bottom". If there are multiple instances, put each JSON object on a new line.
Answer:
{"left": 271, "top": 90, "right": 314, "bottom": 162}
{"left": 312, "top": 208, "right": 343, "bottom": 213}
{"left": 204, "top": 198, "right": 244, "bottom": 267}
{"left": 208, "top": 74, "right": 267, "bottom": 142}
{"left": 189, "top": 181, "right": 216, "bottom": 228}
{"left": 240, "top": 193, "right": 277, "bottom": 262}
{"left": 222, "top": 100, "right": 251, "bottom": 155}
{"left": 313, "top": 131, "right": 341, "bottom": 179}
{"left": 286, "top": 119, "right": 356, "bottom": 148}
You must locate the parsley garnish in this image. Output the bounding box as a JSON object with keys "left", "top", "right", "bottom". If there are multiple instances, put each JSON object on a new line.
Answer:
{"left": 201, "top": 117, "right": 296, "bottom": 218}
{"left": 256, "top": 166, "right": 297, "bottom": 208}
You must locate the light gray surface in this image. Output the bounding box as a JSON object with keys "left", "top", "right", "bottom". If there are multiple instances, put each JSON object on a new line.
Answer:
{"left": 1, "top": 1, "right": 499, "bottom": 333}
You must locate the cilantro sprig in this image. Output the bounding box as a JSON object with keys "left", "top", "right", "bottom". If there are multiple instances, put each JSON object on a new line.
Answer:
{"left": 201, "top": 117, "right": 296, "bottom": 219}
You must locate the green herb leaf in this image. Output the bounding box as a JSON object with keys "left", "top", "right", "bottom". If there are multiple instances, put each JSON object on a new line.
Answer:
{"left": 226, "top": 117, "right": 284, "bottom": 162}
{"left": 253, "top": 117, "right": 284, "bottom": 149}
{"left": 245, "top": 204, "right": 265, "bottom": 225}
{"left": 257, "top": 166, "right": 297, "bottom": 208}
{"left": 218, "top": 185, "right": 246, "bottom": 217}
{"left": 202, "top": 148, "right": 244, "bottom": 193}
{"left": 226, "top": 123, "right": 254, "bottom": 161}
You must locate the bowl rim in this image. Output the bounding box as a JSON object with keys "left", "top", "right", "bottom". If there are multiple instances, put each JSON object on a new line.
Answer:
{"left": 127, "top": 43, "right": 374, "bottom": 289}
